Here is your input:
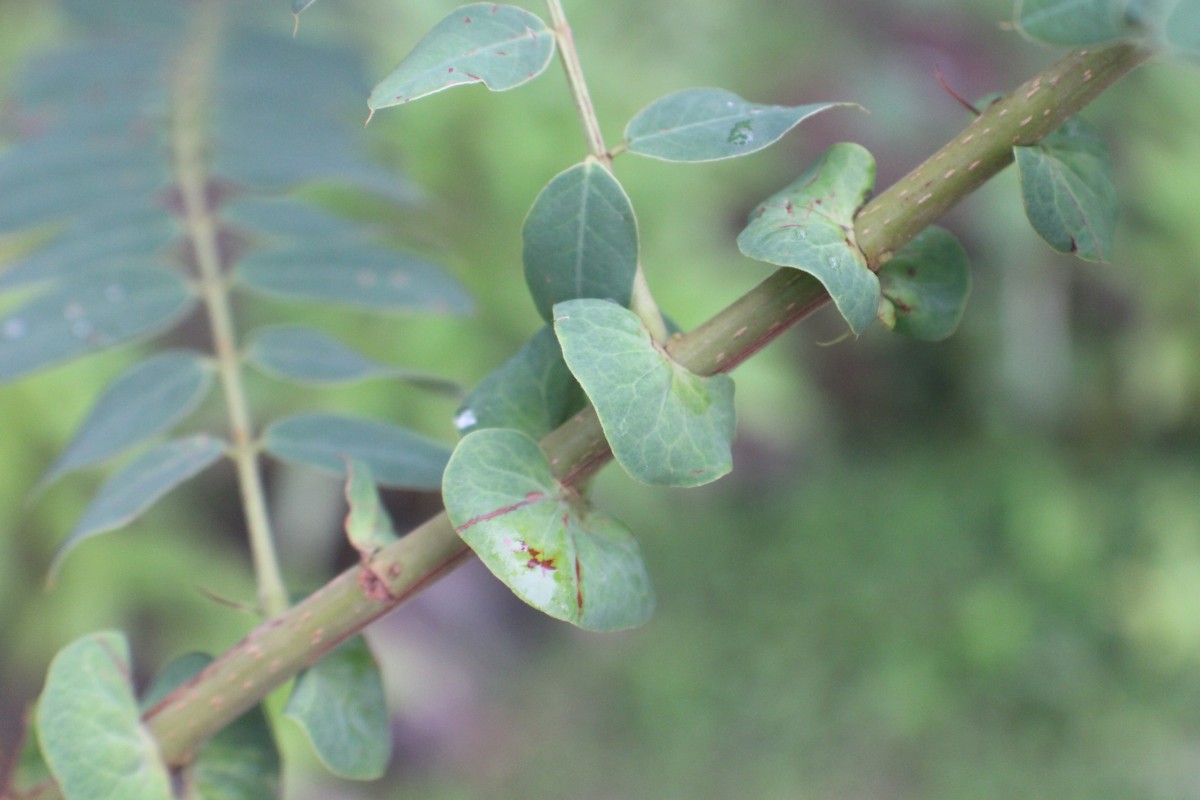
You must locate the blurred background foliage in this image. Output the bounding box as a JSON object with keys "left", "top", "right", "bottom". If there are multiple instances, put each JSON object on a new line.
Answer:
{"left": 2, "top": 0, "right": 1200, "bottom": 797}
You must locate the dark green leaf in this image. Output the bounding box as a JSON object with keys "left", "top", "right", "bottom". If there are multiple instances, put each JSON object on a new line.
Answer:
{"left": 1016, "top": 0, "right": 1141, "bottom": 45}
{"left": 37, "top": 631, "right": 172, "bottom": 800}
{"left": 285, "top": 636, "right": 391, "bottom": 780}
{"left": 1015, "top": 116, "right": 1117, "bottom": 262}
{"left": 50, "top": 435, "right": 226, "bottom": 580}
{"left": 0, "top": 265, "right": 196, "bottom": 382}
{"left": 38, "top": 351, "right": 214, "bottom": 490}
{"left": 877, "top": 227, "right": 972, "bottom": 341}
{"left": 554, "top": 299, "right": 735, "bottom": 487}
{"left": 625, "top": 89, "right": 855, "bottom": 162}
{"left": 343, "top": 458, "right": 399, "bottom": 557}
{"left": 737, "top": 142, "right": 879, "bottom": 334}
{"left": 221, "top": 197, "right": 364, "bottom": 241}
{"left": 368, "top": 3, "right": 556, "bottom": 111}
{"left": 443, "top": 428, "right": 655, "bottom": 630}
{"left": 263, "top": 413, "right": 450, "bottom": 490}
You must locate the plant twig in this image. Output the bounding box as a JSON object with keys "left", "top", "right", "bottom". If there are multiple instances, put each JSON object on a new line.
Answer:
{"left": 545, "top": 0, "right": 607, "bottom": 163}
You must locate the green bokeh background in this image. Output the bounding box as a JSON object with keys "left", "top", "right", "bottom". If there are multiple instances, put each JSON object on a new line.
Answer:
{"left": 3, "top": 1, "right": 1200, "bottom": 798}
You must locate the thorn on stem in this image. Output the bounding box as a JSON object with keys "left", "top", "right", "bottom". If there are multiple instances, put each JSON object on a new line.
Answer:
{"left": 935, "top": 64, "right": 981, "bottom": 117}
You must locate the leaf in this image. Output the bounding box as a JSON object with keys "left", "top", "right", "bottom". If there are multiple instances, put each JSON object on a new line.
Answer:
{"left": 1015, "top": 116, "right": 1117, "bottom": 262}
{"left": 522, "top": 159, "right": 639, "bottom": 322}
{"left": 368, "top": 3, "right": 556, "bottom": 111}
{"left": 38, "top": 351, "right": 214, "bottom": 490}
{"left": 1167, "top": 0, "right": 1200, "bottom": 56}
{"left": 877, "top": 227, "right": 972, "bottom": 341}
{"left": 292, "top": 0, "right": 319, "bottom": 15}
{"left": 1016, "top": 0, "right": 1141, "bottom": 45}
{"left": 454, "top": 324, "right": 586, "bottom": 439}
{"left": 234, "top": 242, "right": 472, "bottom": 315}
{"left": 263, "top": 413, "right": 451, "bottom": 490}
{"left": 0, "top": 264, "right": 196, "bottom": 382}
{"left": 624, "top": 89, "right": 855, "bottom": 162}
{"left": 245, "top": 324, "right": 458, "bottom": 392}
{"left": 50, "top": 435, "right": 226, "bottom": 580}
{"left": 221, "top": 197, "right": 365, "bottom": 241}
{"left": 343, "top": 458, "right": 399, "bottom": 557}
{"left": 141, "top": 653, "right": 281, "bottom": 800}
{"left": 37, "top": 631, "right": 172, "bottom": 800}
{"left": 443, "top": 428, "right": 655, "bottom": 630}
{"left": 554, "top": 299, "right": 735, "bottom": 488}
{"left": 736, "top": 142, "right": 879, "bottom": 334}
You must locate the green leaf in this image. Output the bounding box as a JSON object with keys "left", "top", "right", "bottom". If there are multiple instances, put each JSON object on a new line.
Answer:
{"left": 1016, "top": 0, "right": 1142, "bottom": 45}
{"left": 221, "top": 197, "right": 365, "bottom": 241}
{"left": 1015, "top": 116, "right": 1117, "bottom": 262}
{"left": 1166, "top": 0, "right": 1200, "bottom": 60}
{"left": 38, "top": 351, "right": 214, "bottom": 490}
{"left": 142, "top": 653, "right": 281, "bottom": 800}
{"left": 50, "top": 435, "right": 226, "bottom": 580}
{"left": 0, "top": 265, "right": 196, "bottom": 382}
{"left": 624, "top": 89, "right": 855, "bottom": 162}
{"left": 263, "top": 413, "right": 450, "bottom": 490}
{"left": 443, "top": 428, "right": 655, "bottom": 630}
{"left": 368, "top": 3, "right": 556, "bottom": 111}
{"left": 343, "top": 458, "right": 399, "bottom": 557}
{"left": 245, "top": 324, "right": 458, "bottom": 392}
{"left": 37, "top": 631, "right": 172, "bottom": 800}
{"left": 292, "top": 0, "right": 319, "bottom": 14}
{"left": 285, "top": 636, "right": 391, "bottom": 780}
{"left": 522, "top": 159, "right": 639, "bottom": 322}
{"left": 454, "top": 324, "right": 586, "bottom": 439}
{"left": 737, "top": 143, "right": 879, "bottom": 334}
{"left": 554, "top": 299, "right": 735, "bottom": 487}
{"left": 235, "top": 242, "right": 472, "bottom": 315}
{"left": 877, "top": 227, "right": 972, "bottom": 341}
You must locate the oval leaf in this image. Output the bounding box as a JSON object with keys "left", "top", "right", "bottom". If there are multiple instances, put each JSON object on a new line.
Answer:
{"left": 523, "top": 159, "right": 639, "bottom": 322}
{"left": 285, "top": 636, "right": 391, "bottom": 780}
{"left": 443, "top": 428, "right": 655, "bottom": 630}
{"left": 736, "top": 142, "right": 879, "bottom": 334}
{"left": 37, "top": 631, "right": 172, "bottom": 800}
{"left": 368, "top": 3, "right": 555, "bottom": 110}
{"left": 1016, "top": 0, "right": 1141, "bottom": 45}
{"left": 877, "top": 227, "right": 972, "bottom": 341}
{"left": 1015, "top": 116, "right": 1116, "bottom": 262}
{"left": 39, "top": 351, "right": 214, "bottom": 490}
{"left": 625, "top": 89, "right": 855, "bottom": 162}
{"left": 0, "top": 265, "right": 196, "bottom": 382}
{"left": 554, "top": 299, "right": 735, "bottom": 487}
{"left": 263, "top": 413, "right": 450, "bottom": 490}
{"left": 50, "top": 435, "right": 226, "bottom": 580}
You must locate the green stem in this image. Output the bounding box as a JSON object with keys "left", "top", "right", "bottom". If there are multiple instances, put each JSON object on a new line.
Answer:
{"left": 170, "top": 1, "right": 289, "bottom": 619}
{"left": 545, "top": 0, "right": 607, "bottom": 162}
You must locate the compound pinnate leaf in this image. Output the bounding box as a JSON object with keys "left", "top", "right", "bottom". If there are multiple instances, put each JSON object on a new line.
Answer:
{"left": 263, "top": 413, "right": 450, "bottom": 490}
{"left": 39, "top": 351, "right": 214, "bottom": 490}
{"left": 554, "top": 299, "right": 735, "bottom": 488}
{"left": 1015, "top": 116, "right": 1116, "bottom": 262}
{"left": 37, "top": 631, "right": 172, "bottom": 800}
{"left": 737, "top": 142, "right": 879, "bottom": 334}
{"left": 343, "top": 458, "right": 399, "bottom": 557}
{"left": 368, "top": 3, "right": 555, "bottom": 111}
{"left": 0, "top": 265, "right": 196, "bottom": 382}
{"left": 285, "top": 636, "right": 391, "bottom": 781}
{"left": 454, "top": 324, "right": 586, "bottom": 439}
{"left": 50, "top": 435, "right": 226, "bottom": 580}
{"left": 625, "top": 89, "right": 855, "bottom": 162}
{"left": 877, "top": 227, "right": 971, "bottom": 341}
{"left": 1016, "top": 0, "right": 1142, "bottom": 45}
{"left": 523, "top": 159, "right": 639, "bottom": 322}
{"left": 443, "top": 428, "right": 655, "bottom": 630}
{"left": 141, "top": 653, "right": 281, "bottom": 800}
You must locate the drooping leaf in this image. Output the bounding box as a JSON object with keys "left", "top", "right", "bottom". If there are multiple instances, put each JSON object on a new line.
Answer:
{"left": 1015, "top": 116, "right": 1117, "bottom": 262}
{"left": 737, "top": 142, "right": 879, "bottom": 334}
{"left": 0, "top": 264, "right": 196, "bottom": 382}
{"left": 285, "top": 636, "right": 391, "bottom": 780}
{"left": 368, "top": 3, "right": 556, "bottom": 111}
{"left": 554, "top": 299, "right": 735, "bottom": 487}
{"left": 263, "top": 413, "right": 450, "bottom": 490}
{"left": 625, "top": 89, "right": 855, "bottom": 162}
{"left": 877, "top": 227, "right": 971, "bottom": 341}
{"left": 522, "top": 159, "right": 639, "bottom": 322}
{"left": 454, "top": 324, "right": 586, "bottom": 438}
{"left": 37, "top": 631, "right": 172, "bottom": 800}
{"left": 141, "top": 653, "right": 281, "bottom": 800}
{"left": 50, "top": 435, "right": 227, "bottom": 579}
{"left": 235, "top": 242, "right": 472, "bottom": 315}
{"left": 1016, "top": 0, "right": 1142, "bottom": 45}
{"left": 443, "top": 428, "right": 655, "bottom": 630}
{"left": 343, "top": 458, "right": 399, "bottom": 557}
{"left": 38, "top": 351, "right": 214, "bottom": 490}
